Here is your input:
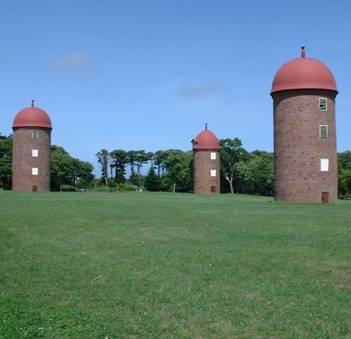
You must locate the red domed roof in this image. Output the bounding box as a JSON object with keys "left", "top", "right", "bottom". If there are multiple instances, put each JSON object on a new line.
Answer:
{"left": 192, "top": 124, "right": 220, "bottom": 151}
{"left": 271, "top": 47, "right": 337, "bottom": 94}
{"left": 13, "top": 101, "right": 52, "bottom": 129}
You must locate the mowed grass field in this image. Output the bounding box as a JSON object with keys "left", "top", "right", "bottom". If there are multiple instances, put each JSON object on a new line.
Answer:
{"left": 0, "top": 191, "right": 350, "bottom": 338}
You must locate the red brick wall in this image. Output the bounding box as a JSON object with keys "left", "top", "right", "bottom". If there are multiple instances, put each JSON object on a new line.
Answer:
{"left": 12, "top": 127, "right": 51, "bottom": 192}
{"left": 193, "top": 150, "right": 220, "bottom": 194}
{"left": 273, "top": 89, "right": 337, "bottom": 203}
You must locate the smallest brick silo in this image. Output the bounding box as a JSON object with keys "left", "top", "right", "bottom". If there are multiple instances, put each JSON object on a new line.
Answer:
{"left": 192, "top": 124, "right": 221, "bottom": 194}
{"left": 12, "top": 100, "right": 52, "bottom": 192}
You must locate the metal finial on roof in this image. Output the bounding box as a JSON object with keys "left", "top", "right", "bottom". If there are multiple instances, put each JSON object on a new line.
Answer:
{"left": 205, "top": 123, "right": 208, "bottom": 130}
{"left": 301, "top": 46, "right": 305, "bottom": 58}
{"left": 31, "top": 99, "right": 35, "bottom": 107}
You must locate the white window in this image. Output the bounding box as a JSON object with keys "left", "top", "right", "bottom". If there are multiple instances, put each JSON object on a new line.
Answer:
{"left": 319, "top": 125, "right": 328, "bottom": 139}
{"left": 319, "top": 98, "right": 327, "bottom": 111}
{"left": 210, "top": 169, "right": 216, "bottom": 177}
{"left": 320, "top": 159, "right": 329, "bottom": 172}
{"left": 32, "top": 167, "right": 39, "bottom": 175}
{"left": 32, "top": 131, "right": 39, "bottom": 139}
{"left": 32, "top": 149, "right": 39, "bottom": 157}
{"left": 210, "top": 152, "right": 216, "bottom": 160}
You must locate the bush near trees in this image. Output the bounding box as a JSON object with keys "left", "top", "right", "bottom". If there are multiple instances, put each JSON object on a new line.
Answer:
{"left": 144, "top": 166, "right": 160, "bottom": 191}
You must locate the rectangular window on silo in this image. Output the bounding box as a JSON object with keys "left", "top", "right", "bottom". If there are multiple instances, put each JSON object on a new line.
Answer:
{"left": 32, "top": 167, "right": 39, "bottom": 176}
{"left": 319, "top": 98, "right": 327, "bottom": 111}
{"left": 320, "top": 159, "right": 329, "bottom": 172}
{"left": 319, "top": 125, "right": 328, "bottom": 139}
{"left": 32, "top": 149, "right": 39, "bottom": 157}
{"left": 210, "top": 152, "right": 216, "bottom": 160}
{"left": 32, "top": 131, "right": 39, "bottom": 139}
{"left": 210, "top": 169, "right": 216, "bottom": 177}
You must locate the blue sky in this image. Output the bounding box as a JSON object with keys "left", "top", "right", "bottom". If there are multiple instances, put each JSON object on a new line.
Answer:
{"left": 1, "top": 0, "right": 350, "bottom": 171}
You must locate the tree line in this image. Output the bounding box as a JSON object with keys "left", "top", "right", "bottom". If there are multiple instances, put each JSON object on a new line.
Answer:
{"left": 94, "top": 139, "right": 275, "bottom": 195}
{"left": 1, "top": 133, "right": 351, "bottom": 198}
{"left": 96, "top": 149, "right": 193, "bottom": 192}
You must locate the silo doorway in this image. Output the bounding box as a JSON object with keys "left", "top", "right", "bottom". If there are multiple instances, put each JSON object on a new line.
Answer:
{"left": 321, "top": 192, "right": 329, "bottom": 203}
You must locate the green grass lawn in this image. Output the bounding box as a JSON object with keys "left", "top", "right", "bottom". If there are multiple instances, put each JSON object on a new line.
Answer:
{"left": 0, "top": 191, "right": 350, "bottom": 338}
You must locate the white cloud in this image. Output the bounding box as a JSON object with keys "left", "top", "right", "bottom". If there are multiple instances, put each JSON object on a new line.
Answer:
{"left": 49, "top": 51, "right": 90, "bottom": 70}
{"left": 178, "top": 81, "right": 226, "bottom": 98}
{"left": 49, "top": 51, "right": 97, "bottom": 79}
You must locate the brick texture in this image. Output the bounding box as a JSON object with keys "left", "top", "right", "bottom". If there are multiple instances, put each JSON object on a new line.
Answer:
{"left": 272, "top": 89, "right": 337, "bottom": 203}
{"left": 12, "top": 127, "right": 51, "bottom": 192}
{"left": 193, "top": 150, "right": 220, "bottom": 194}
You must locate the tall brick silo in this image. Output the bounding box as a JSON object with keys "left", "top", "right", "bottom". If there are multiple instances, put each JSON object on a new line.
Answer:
{"left": 12, "top": 100, "right": 52, "bottom": 192}
{"left": 192, "top": 124, "right": 221, "bottom": 194}
{"left": 271, "top": 47, "right": 338, "bottom": 203}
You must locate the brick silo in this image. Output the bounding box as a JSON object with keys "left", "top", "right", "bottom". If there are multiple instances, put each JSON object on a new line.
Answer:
{"left": 12, "top": 100, "right": 52, "bottom": 192}
{"left": 192, "top": 124, "right": 221, "bottom": 194}
{"left": 271, "top": 47, "right": 338, "bottom": 203}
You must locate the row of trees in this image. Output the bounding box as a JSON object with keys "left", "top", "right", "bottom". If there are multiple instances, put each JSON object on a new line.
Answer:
{"left": 0, "top": 134, "right": 94, "bottom": 191}
{"left": 94, "top": 139, "right": 274, "bottom": 195}
{"left": 1, "top": 132, "right": 351, "bottom": 197}
{"left": 95, "top": 140, "right": 351, "bottom": 197}
{"left": 96, "top": 149, "right": 192, "bottom": 192}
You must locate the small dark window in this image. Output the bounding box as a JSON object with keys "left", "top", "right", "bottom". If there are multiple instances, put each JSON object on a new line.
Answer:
{"left": 32, "top": 131, "right": 39, "bottom": 139}
{"left": 32, "top": 185, "right": 38, "bottom": 192}
{"left": 211, "top": 186, "right": 216, "bottom": 193}
{"left": 320, "top": 125, "right": 328, "bottom": 139}
{"left": 321, "top": 192, "right": 329, "bottom": 203}
{"left": 319, "top": 98, "right": 327, "bottom": 111}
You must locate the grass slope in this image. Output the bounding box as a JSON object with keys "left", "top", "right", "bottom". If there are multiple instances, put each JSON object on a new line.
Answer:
{"left": 0, "top": 191, "right": 350, "bottom": 338}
